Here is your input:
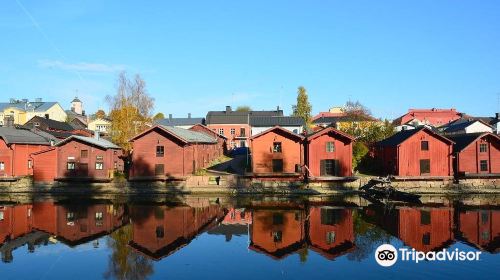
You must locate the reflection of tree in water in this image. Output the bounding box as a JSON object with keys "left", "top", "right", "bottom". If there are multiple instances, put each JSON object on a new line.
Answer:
{"left": 347, "top": 211, "right": 391, "bottom": 262}
{"left": 104, "top": 224, "right": 154, "bottom": 280}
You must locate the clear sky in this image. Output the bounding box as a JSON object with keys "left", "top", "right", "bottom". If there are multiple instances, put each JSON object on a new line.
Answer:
{"left": 1, "top": 0, "right": 499, "bottom": 119}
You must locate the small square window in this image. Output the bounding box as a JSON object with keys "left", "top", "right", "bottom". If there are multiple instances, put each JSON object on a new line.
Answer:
{"left": 326, "top": 142, "right": 335, "bottom": 152}
{"left": 96, "top": 155, "right": 104, "bottom": 161}
{"left": 0, "top": 162, "right": 4, "bottom": 171}
{"left": 230, "top": 128, "right": 235, "bottom": 135}
{"left": 218, "top": 128, "right": 224, "bottom": 135}
{"left": 81, "top": 150, "right": 88, "bottom": 158}
{"left": 272, "top": 231, "right": 282, "bottom": 242}
{"left": 326, "top": 231, "right": 336, "bottom": 245}
{"left": 421, "top": 141, "right": 429, "bottom": 151}
{"left": 273, "top": 142, "right": 282, "bottom": 153}
{"left": 0, "top": 211, "right": 4, "bottom": 221}
{"left": 420, "top": 210, "right": 431, "bottom": 225}
{"left": 95, "top": 212, "right": 103, "bottom": 221}
{"left": 156, "top": 226, "right": 165, "bottom": 238}
{"left": 67, "top": 162, "right": 76, "bottom": 170}
{"left": 156, "top": 145, "right": 164, "bottom": 157}
{"left": 480, "top": 160, "right": 488, "bottom": 172}
{"left": 479, "top": 144, "right": 488, "bottom": 153}
{"left": 95, "top": 162, "right": 104, "bottom": 170}
{"left": 28, "top": 160, "right": 33, "bottom": 169}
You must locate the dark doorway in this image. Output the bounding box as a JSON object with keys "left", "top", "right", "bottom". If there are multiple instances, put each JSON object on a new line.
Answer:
{"left": 320, "top": 159, "right": 338, "bottom": 176}
{"left": 272, "top": 159, "right": 283, "bottom": 173}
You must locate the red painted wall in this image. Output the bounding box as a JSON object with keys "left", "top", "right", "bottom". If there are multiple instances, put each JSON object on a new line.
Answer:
{"left": 251, "top": 129, "right": 303, "bottom": 174}
{"left": 306, "top": 130, "right": 353, "bottom": 177}
{"left": 189, "top": 124, "right": 226, "bottom": 157}
{"left": 456, "top": 135, "right": 500, "bottom": 174}
{"left": 458, "top": 210, "right": 500, "bottom": 250}
{"left": 207, "top": 124, "right": 250, "bottom": 149}
{"left": 0, "top": 139, "right": 49, "bottom": 177}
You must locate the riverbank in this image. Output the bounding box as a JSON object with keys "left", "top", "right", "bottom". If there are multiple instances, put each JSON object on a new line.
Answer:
{"left": 0, "top": 175, "right": 499, "bottom": 195}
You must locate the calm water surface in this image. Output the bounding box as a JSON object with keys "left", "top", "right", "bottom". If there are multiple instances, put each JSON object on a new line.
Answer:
{"left": 0, "top": 194, "right": 499, "bottom": 279}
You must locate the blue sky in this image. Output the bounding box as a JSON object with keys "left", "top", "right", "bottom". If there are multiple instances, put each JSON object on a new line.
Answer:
{"left": 1, "top": 0, "right": 499, "bottom": 119}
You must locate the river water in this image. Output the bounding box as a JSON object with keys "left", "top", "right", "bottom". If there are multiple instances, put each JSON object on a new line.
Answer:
{"left": 0, "top": 194, "right": 498, "bottom": 279}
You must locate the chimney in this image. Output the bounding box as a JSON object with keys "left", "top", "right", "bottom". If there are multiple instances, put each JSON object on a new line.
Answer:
{"left": 94, "top": 131, "right": 100, "bottom": 140}
{"left": 496, "top": 113, "right": 499, "bottom": 120}
{"left": 225, "top": 106, "right": 232, "bottom": 113}
{"left": 169, "top": 114, "right": 172, "bottom": 120}
{"left": 188, "top": 113, "right": 191, "bottom": 119}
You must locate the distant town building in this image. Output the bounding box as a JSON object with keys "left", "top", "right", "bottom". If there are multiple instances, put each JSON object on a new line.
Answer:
{"left": 439, "top": 119, "right": 494, "bottom": 135}
{"left": 88, "top": 118, "right": 112, "bottom": 134}
{"left": 206, "top": 106, "right": 283, "bottom": 149}
{"left": 249, "top": 116, "right": 304, "bottom": 136}
{"left": 0, "top": 98, "right": 67, "bottom": 126}
{"left": 155, "top": 113, "right": 205, "bottom": 129}
{"left": 392, "top": 108, "right": 462, "bottom": 127}
{"left": 66, "top": 97, "right": 87, "bottom": 128}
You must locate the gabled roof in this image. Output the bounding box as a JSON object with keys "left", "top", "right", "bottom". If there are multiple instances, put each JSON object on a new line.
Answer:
{"left": 0, "top": 127, "right": 53, "bottom": 145}
{"left": 129, "top": 125, "right": 217, "bottom": 144}
{"left": 306, "top": 126, "right": 355, "bottom": 142}
{"left": 56, "top": 135, "right": 121, "bottom": 149}
{"left": 447, "top": 133, "right": 500, "bottom": 153}
{"left": 249, "top": 116, "right": 305, "bottom": 127}
{"left": 376, "top": 127, "right": 454, "bottom": 147}
{"left": 25, "top": 116, "right": 74, "bottom": 131}
{"left": 441, "top": 118, "right": 493, "bottom": 133}
{"left": 206, "top": 107, "right": 283, "bottom": 125}
{"left": 156, "top": 117, "right": 205, "bottom": 127}
{"left": 250, "top": 126, "right": 305, "bottom": 141}
{"left": 312, "top": 114, "right": 377, "bottom": 125}
{"left": 189, "top": 123, "right": 227, "bottom": 139}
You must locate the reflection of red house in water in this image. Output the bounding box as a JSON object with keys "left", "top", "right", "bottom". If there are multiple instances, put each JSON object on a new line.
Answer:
{"left": 249, "top": 210, "right": 306, "bottom": 259}
{"left": 457, "top": 210, "right": 500, "bottom": 253}
{"left": 396, "top": 207, "right": 454, "bottom": 252}
{"left": 222, "top": 208, "right": 252, "bottom": 225}
{"left": 0, "top": 204, "right": 33, "bottom": 244}
{"left": 308, "top": 207, "right": 355, "bottom": 259}
{"left": 128, "top": 205, "right": 225, "bottom": 260}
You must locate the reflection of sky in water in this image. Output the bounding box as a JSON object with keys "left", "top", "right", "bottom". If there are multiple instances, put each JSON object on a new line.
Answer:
{"left": 0, "top": 198, "right": 499, "bottom": 280}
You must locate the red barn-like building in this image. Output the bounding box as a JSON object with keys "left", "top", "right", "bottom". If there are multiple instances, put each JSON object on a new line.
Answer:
{"left": 189, "top": 123, "right": 227, "bottom": 157}
{"left": 250, "top": 126, "right": 304, "bottom": 176}
{"left": 129, "top": 125, "right": 219, "bottom": 179}
{"left": 0, "top": 128, "right": 53, "bottom": 178}
{"left": 448, "top": 133, "right": 500, "bottom": 176}
{"left": 457, "top": 209, "right": 500, "bottom": 253}
{"left": 305, "top": 126, "right": 354, "bottom": 178}
{"left": 374, "top": 127, "right": 454, "bottom": 177}
{"left": 30, "top": 135, "right": 123, "bottom": 182}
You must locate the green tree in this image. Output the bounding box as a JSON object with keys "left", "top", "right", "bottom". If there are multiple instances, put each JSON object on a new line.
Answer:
{"left": 352, "top": 141, "right": 369, "bottom": 171}
{"left": 153, "top": 112, "right": 165, "bottom": 121}
{"left": 236, "top": 105, "right": 252, "bottom": 112}
{"left": 292, "top": 86, "right": 312, "bottom": 127}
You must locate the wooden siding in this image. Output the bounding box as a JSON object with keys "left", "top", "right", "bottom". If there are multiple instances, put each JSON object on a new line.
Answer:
{"left": 306, "top": 130, "right": 353, "bottom": 177}
{"left": 456, "top": 135, "right": 500, "bottom": 174}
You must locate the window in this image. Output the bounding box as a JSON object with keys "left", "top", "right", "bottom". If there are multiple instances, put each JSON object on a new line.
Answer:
{"left": 273, "top": 142, "right": 282, "bottom": 153}
{"left": 422, "top": 233, "right": 431, "bottom": 245}
{"left": 0, "top": 211, "right": 4, "bottom": 221}
{"left": 293, "top": 129, "right": 298, "bottom": 134}
{"left": 240, "top": 140, "right": 246, "bottom": 147}
{"left": 156, "top": 226, "right": 165, "bottom": 238}
{"left": 481, "top": 211, "right": 489, "bottom": 224}
{"left": 420, "top": 159, "right": 430, "bottom": 175}
{"left": 95, "top": 162, "right": 104, "bottom": 170}
{"left": 114, "top": 161, "right": 118, "bottom": 169}
{"left": 273, "top": 213, "right": 284, "bottom": 225}
{"left": 420, "top": 210, "right": 431, "bottom": 225}
{"left": 67, "top": 162, "right": 76, "bottom": 170}
{"left": 480, "top": 160, "right": 488, "bottom": 172}
{"left": 421, "top": 141, "right": 429, "bottom": 151}
{"left": 218, "top": 128, "right": 224, "bottom": 135}
{"left": 240, "top": 128, "right": 246, "bottom": 137}
{"left": 480, "top": 143, "right": 488, "bottom": 153}
{"left": 0, "top": 162, "right": 4, "bottom": 171}
{"left": 482, "top": 231, "right": 490, "bottom": 241}
{"left": 67, "top": 212, "right": 75, "bottom": 222}
{"left": 326, "top": 231, "right": 336, "bottom": 245}
{"left": 272, "top": 231, "right": 282, "bottom": 242}
{"left": 96, "top": 155, "right": 103, "bottom": 161}
{"left": 326, "top": 142, "right": 335, "bottom": 152}
{"left": 320, "top": 159, "right": 337, "bottom": 176}
{"left": 272, "top": 159, "right": 283, "bottom": 172}
{"left": 34, "top": 122, "right": 40, "bottom": 127}
{"left": 81, "top": 150, "right": 88, "bottom": 158}
{"left": 95, "top": 212, "right": 103, "bottom": 221}
{"left": 321, "top": 208, "right": 343, "bottom": 225}
{"left": 155, "top": 164, "right": 164, "bottom": 175}
{"left": 230, "top": 128, "right": 235, "bottom": 135}
{"left": 156, "top": 145, "right": 164, "bottom": 157}
{"left": 28, "top": 160, "right": 32, "bottom": 169}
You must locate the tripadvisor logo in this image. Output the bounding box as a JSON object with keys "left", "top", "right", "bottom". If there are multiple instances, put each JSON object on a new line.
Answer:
{"left": 375, "top": 244, "right": 481, "bottom": 267}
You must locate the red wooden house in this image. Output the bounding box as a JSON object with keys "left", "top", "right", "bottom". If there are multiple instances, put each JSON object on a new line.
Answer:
{"left": 374, "top": 127, "right": 454, "bottom": 177}
{"left": 308, "top": 207, "right": 355, "bottom": 259}
{"left": 30, "top": 134, "right": 123, "bottom": 182}
{"left": 189, "top": 123, "right": 227, "bottom": 157}
{"left": 250, "top": 126, "right": 304, "bottom": 176}
{"left": 448, "top": 133, "right": 500, "bottom": 176}
{"left": 129, "top": 125, "right": 219, "bottom": 180}
{"left": 457, "top": 209, "right": 500, "bottom": 253}
{"left": 0, "top": 127, "right": 53, "bottom": 178}
{"left": 305, "top": 126, "right": 354, "bottom": 178}
{"left": 249, "top": 209, "right": 306, "bottom": 259}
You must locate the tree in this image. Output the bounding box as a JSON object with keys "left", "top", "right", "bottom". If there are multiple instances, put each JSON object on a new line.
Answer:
{"left": 292, "top": 86, "right": 312, "bottom": 127}
{"left": 236, "top": 106, "right": 252, "bottom": 112}
{"left": 153, "top": 112, "right": 165, "bottom": 121}
{"left": 106, "top": 72, "right": 154, "bottom": 152}
{"left": 343, "top": 100, "right": 371, "bottom": 117}
{"left": 95, "top": 109, "right": 106, "bottom": 119}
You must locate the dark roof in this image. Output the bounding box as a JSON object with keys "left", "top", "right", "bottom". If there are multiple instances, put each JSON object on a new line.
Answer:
{"left": 249, "top": 116, "right": 304, "bottom": 127}
{"left": 441, "top": 118, "right": 493, "bottom": 133}
{"left": 0, "top": 127, "right": 53, "bottom": 145}
{"left": 376, "top": 127, "right": 453, "bottom": 147}
{"left": 313, "top": 114, "right": 376, "bottom": 125}
{"left": 0, "top": 101, "right": 60, "bottom": 112}
{"left": 71, "top": 97, "right": 81, "bottom": 103}
{"left": 156, "top": 117, "right": 205, "bottom": 127}
{"left": 250, "top": 126, "right": 305, "bottom": 141}
{"left": 447, "top": 133, "right": 499, "bottom": 153}
{"left": 306, "top": 126, "right": 355, "bottom": 141}
{"left": 25, "top": 116, "right": 74, "bottom": 131}
{"left": 130, "top": 125, "right": 217, "bottom": 144}
{"left": 56, "top": 135, "right": 121, "bottom": 149}
{"left": 206, "top": 107, "right": 283, "bottom": 125}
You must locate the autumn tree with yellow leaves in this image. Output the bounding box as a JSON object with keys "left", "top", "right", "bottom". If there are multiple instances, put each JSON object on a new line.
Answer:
{"left": 106, "top": 72, "right": 154, "bottom": 152}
